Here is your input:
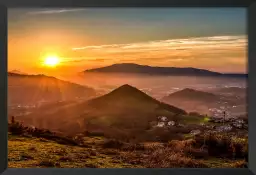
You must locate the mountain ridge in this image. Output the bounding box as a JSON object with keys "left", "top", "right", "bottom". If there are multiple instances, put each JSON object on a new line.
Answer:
{"left": 84, "top": 63, "right": 247, "bottom": 78}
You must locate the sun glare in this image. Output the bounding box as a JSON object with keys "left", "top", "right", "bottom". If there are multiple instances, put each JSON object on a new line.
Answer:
{"left": 43, "top": 56, "right": 60, "bottom": 67}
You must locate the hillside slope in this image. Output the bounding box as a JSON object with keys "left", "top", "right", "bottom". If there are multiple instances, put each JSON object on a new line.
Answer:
{"left": 8, "top": 72, "right": 97, "bottom": 106}
{"left": 163, "top": 88, "right": 220, "bottom": 102}
{"left": 16, "top": 84, "right": 186, "bottom": 137}
{"left": 162, "top": 88, "right": 246, "bottom": 115}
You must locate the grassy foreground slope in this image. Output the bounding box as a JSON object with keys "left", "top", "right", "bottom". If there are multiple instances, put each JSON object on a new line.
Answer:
{"left": 8, "top": 134, "right": 139, "bottom": 168}
{"left": 8, "top": 122, "right": 247, "bottom": 168}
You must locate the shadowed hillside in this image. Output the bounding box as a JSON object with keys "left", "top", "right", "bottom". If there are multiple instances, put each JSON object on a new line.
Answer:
{"left": 162, "top": 88, "right": 246, "bottom": 115}
{"left": 8, "top": 72, "right": 97, "bottom": 106}
{"left": 15, "top": 84, "right": 187, "bottom": 139}
{"left": 208, "top": 87, "right": 246, "bottom": 98}
{"left": 87, "top": 84, "right": 186, "bottom": 114}
{"left": 163, "top": 88, "right": 220, "bottom": 103}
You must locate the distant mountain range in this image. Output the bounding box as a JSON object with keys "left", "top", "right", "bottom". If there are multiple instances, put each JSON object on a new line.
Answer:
{"left": 8, "top": 72, "right": 97, "bottom": 106}
{"left": 84, "top": 63, "right": 247, "bottom": 78}
{"left": 9, "top": 70, "right": 28, "bottom": 75}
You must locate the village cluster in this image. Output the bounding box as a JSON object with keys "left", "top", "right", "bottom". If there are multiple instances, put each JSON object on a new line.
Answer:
{"left": 155, "top": 113, "right": 247, "bottom": 137}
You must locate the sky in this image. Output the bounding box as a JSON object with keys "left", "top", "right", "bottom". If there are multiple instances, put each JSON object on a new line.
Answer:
{"left": 8, "top": 8, "right": 247, "bottom": 75}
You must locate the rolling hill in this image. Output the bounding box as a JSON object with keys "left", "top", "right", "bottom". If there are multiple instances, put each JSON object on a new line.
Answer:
{"left": 8, "top": 72, "right": 97, "bottom": 106}
{"left": 162, "top": 88, "right": 246, "bottom": 115}
{"left": 163, "top": 88, "right": 220, "bottom": 102}
{"left": 84, "top": 63, "right": 248, "bottom": 78}
{"left": 16, "top": 84, "right": 187, "bottom": 138}
{"left": 207, "top": 87, "right": 246, "bottom": 98}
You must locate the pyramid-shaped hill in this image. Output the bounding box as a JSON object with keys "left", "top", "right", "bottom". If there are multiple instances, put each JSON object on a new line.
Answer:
{"left": 162, "top": 88, "right": 220, "bottom": 102}
{"left": 19, "top": 84, "right": 187, "bottom": 135}
{"left": 86, "top": 84, "right": 186, "bottom": 114}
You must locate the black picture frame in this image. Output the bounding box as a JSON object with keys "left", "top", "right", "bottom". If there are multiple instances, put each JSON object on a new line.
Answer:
{"left": 1, "top": 0, "right": 255, "bottom": 175}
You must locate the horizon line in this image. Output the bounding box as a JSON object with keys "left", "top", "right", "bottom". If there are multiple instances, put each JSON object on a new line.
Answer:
{"left": 9, "top": 63, "right": 247, "bottom": 76}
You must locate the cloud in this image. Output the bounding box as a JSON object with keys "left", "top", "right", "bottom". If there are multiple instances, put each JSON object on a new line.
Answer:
{"left": 27, "top": 9, "right": 85, "bottom": 15}
{"left": 69, "top": 35, "right": 247, "bottom": 72}
{"left": 60, "top": 57, "right": 112, "bottom": 65}
{"left": 72, "top": 35, "right": 246, "bottom": 52}
{"left": 61, "top": 59, "right": 85, "bottom": 63}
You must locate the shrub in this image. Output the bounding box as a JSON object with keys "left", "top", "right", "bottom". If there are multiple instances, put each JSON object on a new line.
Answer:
{"left": 144, "top": 143, "right": 165, "bottom": 152}
{"left": 8, "top": 122, "right": 25, "bottom": 135}
{"left": 144, "top": 148, "right": 208, "bottom": 168}
{"left": 54, "top": 136, "right": 80, "bottom": 146}
{"left": 147, "top": 127, "right": 183, "bottom": 142}
{"left": 88, "top": 150, "right": 97, "bottom": 156}
{"left": 59, "top": 156, "right": 73, "bottom": 162}
{"left": 116, "top": 151, "right": 143, "bottom": 165}
{"left": 244, "top": 145, "right": 248, "bottom": 162}
{"left": 101, "top": 149, "right": 120, "bottom": 155}
{"left": 167, "top": 139, "right": 196, "bottom": 152}
{"left": 38, "top": 160, "right": 57, "bottom": 167}
{"left": 216, "top": 136, "right": 233, "bottom": 157}
{"left": 20, "top": 153, "right": 34, "bottom": 160}
{"left": 102, "top": 139, "right": 124, "bottom": 149}
{"left": 184, "top": 148, "right": 209, "bottom": 159}
{"left": 51, "top": 148, "right": 67, "bottom": 156}
{"left": 188, "top": 112, "right": 203, "bottom": 117}
{"left": 230, "top": 160, "right": 248, "bottom": 168}
{"left": 28, "top": 147, "right": 37, "bottom": 151}
{"left": 232, "top": 142, "right": 244, "bottom": 158}
{"left": 122, "top": 143, "right": 145, "bottom": 151}
{"left": 84, "top": 131, "right": 105, "bottom": 137}
{"left": 198, "top": 133, "right": 233, "bottom": 157}
{"left": 194, "top": 133, "right": 249, "bottom": 159}
{"left": 231, "top": 138, "right": 248, "bottom": 159}
{"left": 11, "top": 116, "right": 15, "bottom": 124}
{"left": 73, "top": 135, "right": 85, "bottom": 144}
{"left": 75, "top": 153, "right": 90, "bottom": 159}
{"left": 84, "top": 163, "right": 99, "bottom": 168}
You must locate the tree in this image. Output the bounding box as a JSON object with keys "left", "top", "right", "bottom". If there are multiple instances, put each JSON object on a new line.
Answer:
{"left": 11, "top": 116, "right": 15, "bottom": 124}
{"left": 223, "top": 111, "right": 226, "bottom": 125}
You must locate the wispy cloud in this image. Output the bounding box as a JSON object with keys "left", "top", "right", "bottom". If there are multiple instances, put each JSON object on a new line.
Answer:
{"left": 27, "top": 9, "right": 85, "bottom": 15}
{"left": 68, "top": 35, "right": 247, "bottom": 73}
{"left": 72, "top": 35, "right": 246, "bottom": 52}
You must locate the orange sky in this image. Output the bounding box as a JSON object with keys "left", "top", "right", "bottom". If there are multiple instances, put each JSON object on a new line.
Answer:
{"left": 8, "top": 8, "right": 247, "bottom": 76}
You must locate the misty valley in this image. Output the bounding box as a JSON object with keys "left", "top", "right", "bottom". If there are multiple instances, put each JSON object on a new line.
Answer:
{"left": 8, "top": 65, "right": 248, "bottom": 168}
{"left": 8, "top": 7, "right": 248, "bottom": 168}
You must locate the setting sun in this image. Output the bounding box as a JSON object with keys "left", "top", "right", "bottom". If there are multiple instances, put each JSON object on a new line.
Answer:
{"left": 43, "top": 56, "right": 60, "bottom": 67}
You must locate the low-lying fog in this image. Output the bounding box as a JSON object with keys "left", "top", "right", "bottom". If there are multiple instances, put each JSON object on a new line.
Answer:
{"left": 61, "top": 73, "right": 247, "bottom": 100}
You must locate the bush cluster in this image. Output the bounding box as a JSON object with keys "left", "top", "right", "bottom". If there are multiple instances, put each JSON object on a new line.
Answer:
{"left": 8, "top": 116, "right": 84, "bottom": 146}
{"left": 194, "top": 133, "right": 248, "bottom": 159}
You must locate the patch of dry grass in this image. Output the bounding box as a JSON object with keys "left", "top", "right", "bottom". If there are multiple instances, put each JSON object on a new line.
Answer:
{"left": 8, "top": 128, "right": 248, "bottom": 168}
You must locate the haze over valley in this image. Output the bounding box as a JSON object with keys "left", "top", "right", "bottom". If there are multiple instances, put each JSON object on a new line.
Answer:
{"left": 8, "top": 8, "right": 248, "bottom": 168}
{"left": 8, "top": 64, "right": 247, "bottom": 135}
